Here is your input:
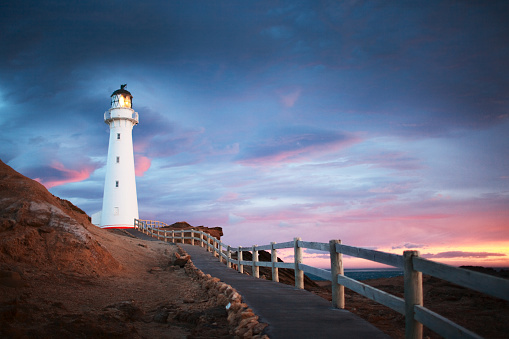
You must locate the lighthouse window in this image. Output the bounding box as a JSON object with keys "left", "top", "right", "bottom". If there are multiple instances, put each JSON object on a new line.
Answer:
{"left": 115, "top": 180, "right": 119, "bottom": 187}
{"left": 114, "top": 207, "right": 119, "bottom": 215}
{"left": 116, "top": 156, "right": 120, "bottom": 163}
{"left": 117, "top": 133, "right": 120, "bottom": 140}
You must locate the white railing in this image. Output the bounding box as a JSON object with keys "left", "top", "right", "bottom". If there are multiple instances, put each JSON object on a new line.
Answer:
{"left": 134, "top": 219, "right": 509, "bottom": 339}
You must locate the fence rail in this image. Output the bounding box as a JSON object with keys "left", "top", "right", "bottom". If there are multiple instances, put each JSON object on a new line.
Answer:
{"left": 134, "top": 219, "right": 508, "bottom": 339}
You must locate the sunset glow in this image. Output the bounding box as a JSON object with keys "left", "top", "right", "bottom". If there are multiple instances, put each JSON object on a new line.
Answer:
{"left": 1, "top": 1, "right": 508, "bottom": 269}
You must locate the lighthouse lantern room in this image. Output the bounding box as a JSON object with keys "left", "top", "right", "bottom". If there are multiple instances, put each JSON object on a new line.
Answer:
{"left": 99, "top": 84, "right": 139, "bottom": 228}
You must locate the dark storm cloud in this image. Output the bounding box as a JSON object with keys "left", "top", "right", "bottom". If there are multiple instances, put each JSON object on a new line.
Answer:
{"left": 1, "top": 0, "right": 508, "bottom": 136}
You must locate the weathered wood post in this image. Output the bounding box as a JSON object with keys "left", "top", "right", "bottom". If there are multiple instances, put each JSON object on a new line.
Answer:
{"left": 212, "top": 238, "right": 217, "bottom": 257}
{"left": 163, "top": 229, "right": 167, "bottom": 242}
{"left": 181, "top": 231, "right": 184, "bottom": 244}
{"left": 227, "top": 245, "right": 232, "bottom": 268}
{"left": 238, "top": 248, "right": 244, "bottom": 273}
{"left": 170, "top": 230, "right": 174, "bottom": 242}
{"left": 294, "top": 237, "right": 304, "bottom": 289}
{"left": 200, "top": 232, "right": 204, "bottom": 247}
{"left": 157, "top": 227, "right": 160, "bottom": 240}
{"left": 404, "top": 250, "right": 423, "bottom": 339}
{"left": 191, "top": 230, "right": 195, "bottom": 246}
{"left": 329, "top": 239, "right": 345, "bottom": 309}
{"left": 217, "top": 241, "right": 222, "bottom": 262}
{"left": 252, "top": 245, "right": 259, "bottom": 278}
{"left": 271, "top": 242, "right": 279, "bottom": 282}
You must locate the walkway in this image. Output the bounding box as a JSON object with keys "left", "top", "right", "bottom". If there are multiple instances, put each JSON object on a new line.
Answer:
{"left": 126, "top": 230, "right": 389, "bottom": 338}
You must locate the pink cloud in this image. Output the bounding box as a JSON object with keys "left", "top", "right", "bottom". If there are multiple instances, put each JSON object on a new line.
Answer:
{"left": 135, "top": 155, "right": 151, "bottom": 176}
{"left": 237, "top": 133, "right": 362, "bottom": 166}
{"left": 35, "top": 161, "right": 95, "bottom": 189}
{"left": 217, "top": 192, "right": 239, "bottom": 202}
{"left": 278, "top": 87, "right": 302, "bottom": 107}
{"left": 422, "top": 251, "right": 506, "bottom": 259}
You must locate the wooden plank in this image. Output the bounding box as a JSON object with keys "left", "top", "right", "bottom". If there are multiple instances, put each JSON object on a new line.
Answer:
{"left": 414, "top": 305, "right": 482, "bottom": 339}
{"left": 335, "top": 243, "right": 404, "bottom": 268}
{"left": 299, "top": 264, "right": 331, "bottom": 281}
{"left": 337, "top": 275, "right": 405, "bottom": 315}
{"left": 255, "top": 262, "right": 273, "bottom": 268}
{"left": 256, "top": 244, "right": 272, "bottom": 251}
{"left": 274, "top": 262, "right": 294, "bottom": 269}
{"left": 272, "top": 241, "right": 294, "bottom": 249}
{"left": 299, "top": 241, "right": 330, "bottom": 252}
{"left": 413, "top": 257, "right": 509, "bottom": 302}
{"left": 239, "top": 260, "right": 252, "bottom": 266}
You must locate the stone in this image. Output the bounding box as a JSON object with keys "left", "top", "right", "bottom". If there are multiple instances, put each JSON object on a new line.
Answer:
{"left": 153, "top": 310, "right": 169, "bottom": 323}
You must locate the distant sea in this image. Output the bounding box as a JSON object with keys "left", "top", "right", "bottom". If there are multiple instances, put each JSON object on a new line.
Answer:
{"left": 306, "top": 268, "right": 404, "bottom": 281}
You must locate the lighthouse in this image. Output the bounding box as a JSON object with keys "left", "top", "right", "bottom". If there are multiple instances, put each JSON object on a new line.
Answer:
{"left": 99, "top": 84, "right": 139, "bottom": 228}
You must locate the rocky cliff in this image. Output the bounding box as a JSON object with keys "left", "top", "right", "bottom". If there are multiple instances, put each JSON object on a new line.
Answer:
{"left": 0, "top": 159, "right": 121, "bottom": 276}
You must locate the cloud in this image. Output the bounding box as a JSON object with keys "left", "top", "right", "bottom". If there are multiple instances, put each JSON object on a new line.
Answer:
{"left": 218, "top": 192, "right": 239, "bottom": 202}
{"left": 422, "top": 251, "right": 506, "bottom": 259}
{"left": 33, "top": 161, "right": 97, "bottom": 189}
{"left": 277, "top": 87, "right": 302, "bottom": 107}
{"left": 236, "top": 128, "right": 360, "bottom": 166}
{"left": 228, "top": 213, "right": 245, "bottom": 224}
{"left": 135, "top": 155, "right": 151, "bottom": 177}
{"left": 392, "top": 243, "right": 427, "bottom": 250}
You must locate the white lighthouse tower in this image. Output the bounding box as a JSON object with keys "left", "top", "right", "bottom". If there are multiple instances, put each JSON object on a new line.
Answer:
{"left": 99, "top": 84, "right": 139, "bottom": 228}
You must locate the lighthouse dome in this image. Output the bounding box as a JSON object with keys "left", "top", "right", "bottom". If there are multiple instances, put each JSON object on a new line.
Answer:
{"left": 111, "top": 84, "right": 133, "bottom": 108}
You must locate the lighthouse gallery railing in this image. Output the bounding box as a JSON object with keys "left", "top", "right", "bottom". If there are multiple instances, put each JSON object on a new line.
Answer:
{"left": 134, "top": 218, "right": 509, "bottom": 339}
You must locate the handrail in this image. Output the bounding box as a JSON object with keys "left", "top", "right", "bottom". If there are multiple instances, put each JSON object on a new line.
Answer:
{"left": 133, "top": 218, "right": 508, "bottom": 339}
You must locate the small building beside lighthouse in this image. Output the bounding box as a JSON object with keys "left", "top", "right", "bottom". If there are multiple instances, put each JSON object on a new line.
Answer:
{"left": 93, "top": 84, "right": 139, "bottom": 228}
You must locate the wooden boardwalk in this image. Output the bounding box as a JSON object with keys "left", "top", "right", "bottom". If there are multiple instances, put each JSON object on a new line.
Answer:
{"left": 125, "top": 230, "right": 389, "bottom": 338}
{"left": 181, "top": 244, "right": 389, "bottom": 339}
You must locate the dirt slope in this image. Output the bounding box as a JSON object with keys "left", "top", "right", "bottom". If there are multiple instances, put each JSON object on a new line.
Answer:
{"left": 0, "top": 160, "right": 231, "bottom": 338}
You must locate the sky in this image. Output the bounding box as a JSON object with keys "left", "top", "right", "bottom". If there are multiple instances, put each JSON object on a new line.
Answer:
{"left": 1, "top": 1, "right": 508, "bottom": 268}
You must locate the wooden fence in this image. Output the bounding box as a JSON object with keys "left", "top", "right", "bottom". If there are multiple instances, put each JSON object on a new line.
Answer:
{"left": 134, "top": 219, "right": 509, "bottom": 339}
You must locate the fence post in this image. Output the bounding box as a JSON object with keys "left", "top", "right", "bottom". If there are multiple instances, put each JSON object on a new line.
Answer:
{"left": 217, "top": 241, "right": 222, "bottom": 262}
{"left": 404, "top": 250, "right": 423, "bottom": 339}
{"left": 271, "top": 242, "right": 279, "bottom": 282}
{"left": 238, "top": 248, "right": 244, "bottom": 273}
{"left": 191, "top": 230, "right": 195, "bottom": 246}
{"left": 227, "top": 245, "right": 232, "bottom": 268}
{"left": 252, "top": 245, "right": 259, "bottom": 278}
{"left": 294, "top": 237, "right": 304, "bottom": 289}
{"left": 181, "top": 231, "right": 184, "bottom": 244}
{"left": 329, "top": 239, "right": 345, "bottom": 309}
{"left": 200, "top": 232, "right": 204, "bottom": 247}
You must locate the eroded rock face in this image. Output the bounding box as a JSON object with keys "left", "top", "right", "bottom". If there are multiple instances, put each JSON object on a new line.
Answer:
{"left": 0, "top": 159, "right": 121, "bottom": 276}
{"left": 162, "top": 221, "right": 223, "bottom": 240}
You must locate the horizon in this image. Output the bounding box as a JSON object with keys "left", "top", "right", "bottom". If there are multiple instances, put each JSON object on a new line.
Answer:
{"left": 1, "top": 1, "right": 508, "bottom": 269}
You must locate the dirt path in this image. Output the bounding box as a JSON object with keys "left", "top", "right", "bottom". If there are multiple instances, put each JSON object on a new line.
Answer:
{"left": 0, "top": 229, "right": 232, "bottom": 338}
